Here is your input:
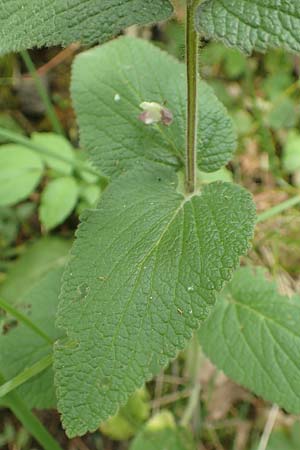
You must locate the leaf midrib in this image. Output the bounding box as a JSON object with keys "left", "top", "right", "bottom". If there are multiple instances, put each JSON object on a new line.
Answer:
{"left": 226, "top": 293, "right": 300, "bottom": 338}
{"left": 109, "top": 193, "right": 192, "bottom": 350}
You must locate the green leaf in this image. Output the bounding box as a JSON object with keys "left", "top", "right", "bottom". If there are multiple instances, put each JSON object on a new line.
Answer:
{"left": 262, "top": 73, "right": 293, "bottom": 100}
{"left": 79, "top": 183, "right": 101, "bottom": 206}
{"left": 0, "top": 207, "right": 19, "bottom": 249}
{"left": 39, "top": 177, "right": 79, "bottom": 230}
{"left": 72, "top": 36, "right": 236, "bottom": 176}
{"left": 199, "top": 267, "right": 300, "bottom": 414}
{"left": 265, "top": 50, "right": 294, "bottom": 75}
{"left": 232, "top": 110, "right": 254, "bottom": 137}
{"left": 267, "top": 98, "right": 297, "bottom": 130}
{"left": 0, "top": 0, "right": 173, "bottom": 56}
{"left": 198, "top": 167, "right": 233, "bottom": 184}
{"left": 263, "top": 422, "right": 300, "bottom": 450}
{"left": 196, "top": 0, "right": 300, "bottom": 54}
{"left": 32, "top": 133, "right": 75, "bottom": 175}
{"left": 0, "top": 144, "right": 43, "bottom": 206}
{"left": 100, "top": 388, "right": 150, "bottom": 440}
{"left": 54, "top": 164, "right": 255, "bottom": 437}
{"left": 250, "top": 422, "right": 300, "bottom": 450}
{"left": 0, "top": 237, "right": 71, "bottom": 305}
{"left": 223, "top": 50, "right": 247, "bottom": 79}
{"left": 77, "top": 183, "right": 102, "bottom": 215}
{"left": 130, "top": 411, "right": 195, "bottom": 450}
{"left": 0, "top": 268, "right": 63, "bottom": 409}
{"left": 0, "top": 114, "right": 24, "bottom": 144}
{"left": 283, "top": 130, "right": 300, "bottom": 173}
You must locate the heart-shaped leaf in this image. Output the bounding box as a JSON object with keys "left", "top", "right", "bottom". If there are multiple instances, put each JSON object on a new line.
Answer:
{"left": 54, "top": 164, "right": 255, "bottom": 437}
{"left": 72, "top": 36, "right": 236, "bottom": 176}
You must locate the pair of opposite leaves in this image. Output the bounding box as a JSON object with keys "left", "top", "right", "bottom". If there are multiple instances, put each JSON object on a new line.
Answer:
{"left": 56, "top": 34, "right": 256, "bottom": 438}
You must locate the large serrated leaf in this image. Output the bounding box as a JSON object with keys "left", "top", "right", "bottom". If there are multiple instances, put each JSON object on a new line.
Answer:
{"left": 72, "top": 36, "right": 236, "bottom": 176}
{"left": 0, "top": 0, "right": 173, "bottom": 55}
{"left": 196, "top": 0, "right": 300, "bottom": 54}
{"left": 200, "top": 267, "right": 300, "bottom": 414}
{"left": 0, "top": 268, "right": 63, "bottom": 409}
{"left": 54, "top": 163, "right": 255, "bottom": 437}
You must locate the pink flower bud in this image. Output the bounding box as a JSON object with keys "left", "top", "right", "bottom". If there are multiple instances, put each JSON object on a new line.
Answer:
{"left": 138, "top": 102, "right": 173, "bottom": 126}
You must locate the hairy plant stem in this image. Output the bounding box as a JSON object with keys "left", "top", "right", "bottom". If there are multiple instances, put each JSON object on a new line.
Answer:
{"left": 182, "top": 3, "right": 202, "bottom": 422}
{"left": 20, "top": 50, "right": 64, "bottom": 136}
{"left": 185, "top": 0, "right": 199, "bottom": 193}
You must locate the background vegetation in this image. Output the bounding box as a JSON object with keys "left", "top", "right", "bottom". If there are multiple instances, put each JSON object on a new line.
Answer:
{"left": 1, "top": 1, "right": 300, "bottom": 449}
